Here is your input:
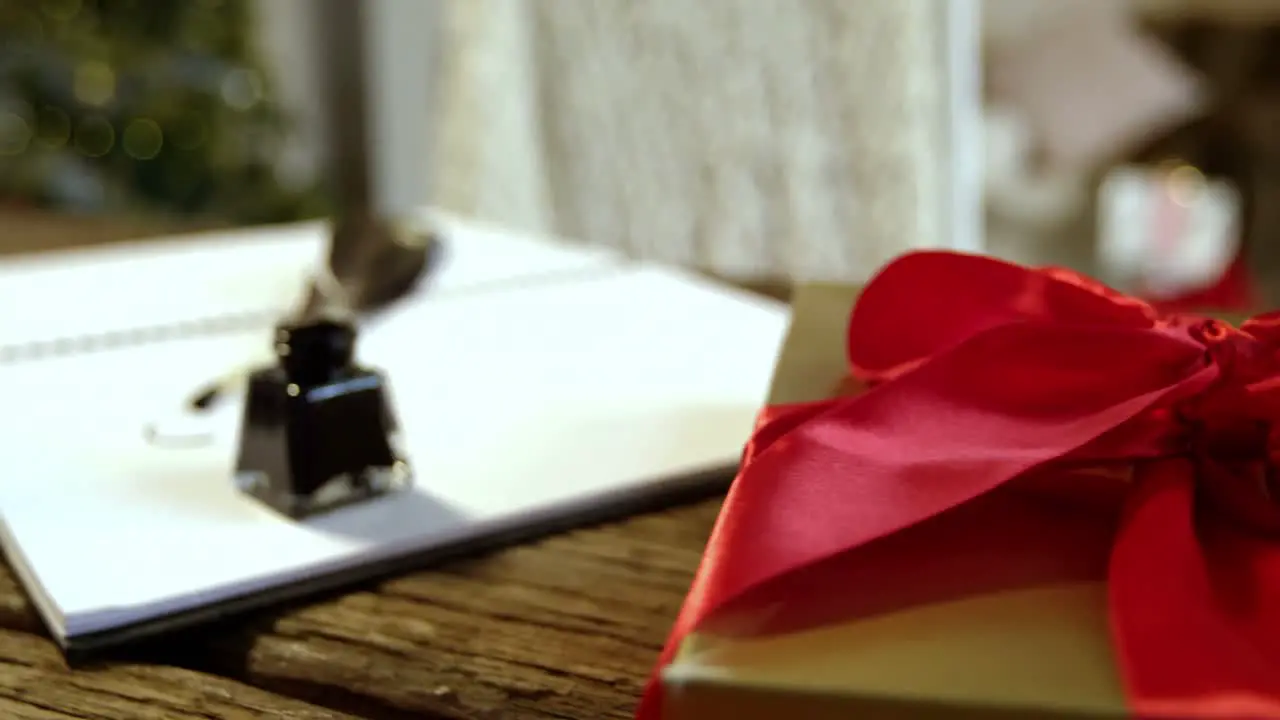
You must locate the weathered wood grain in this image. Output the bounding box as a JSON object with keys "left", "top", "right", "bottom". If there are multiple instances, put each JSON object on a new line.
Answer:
{"left": 0, "top": 627, "right": 358, "bottom": 719}
{"left": 181, "top": 500, "right": 721, "bottom": 719}
{"left": 0, "top": 500, "right": 719, "bottom": 719}
{"left": 0, "top": 564, "right": 41, "bottom": 636}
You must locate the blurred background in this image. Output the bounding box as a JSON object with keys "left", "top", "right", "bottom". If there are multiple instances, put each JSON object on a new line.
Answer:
{"left": 1, "top": 0, "right": 1279, "bottom": 308}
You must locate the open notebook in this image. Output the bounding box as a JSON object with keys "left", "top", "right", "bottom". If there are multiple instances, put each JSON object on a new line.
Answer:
{"left": 0, "top": 213, "right": 789, "bottom": 656}
{"left": 0, "top": 210, "right": 621, "bottom": 356}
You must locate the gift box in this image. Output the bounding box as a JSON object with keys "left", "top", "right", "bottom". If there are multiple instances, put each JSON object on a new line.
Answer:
{"left": 639, "top": 252, "right": 1280, "bottom": 720}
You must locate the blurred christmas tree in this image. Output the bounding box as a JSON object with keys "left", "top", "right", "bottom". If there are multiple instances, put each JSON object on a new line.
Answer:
{"left": 0, "top": 0, "right": 327, "bottom": 223}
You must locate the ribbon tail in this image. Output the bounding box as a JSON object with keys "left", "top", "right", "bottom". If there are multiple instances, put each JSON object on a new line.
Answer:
{"left": 638, "top": 324, "right": 1210, "bottom": 719}
{"left": 1110, "top": 461, "right": 1280, "bottom": 720}
{"left": 635, "top": 399, "right": 849, "bottom": 720}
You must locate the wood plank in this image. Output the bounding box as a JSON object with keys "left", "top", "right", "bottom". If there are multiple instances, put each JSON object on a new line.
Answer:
{"left": 0, "top": 628, "right": 358, "bottom": 719}
{"left": 0, "top": 501, "right": 719, "bottom": 719}
{"left": 155, "top": 501, "right": 718, "bottom": 720}
{"left": 0, "top": 562, "right": 42, "bottom": 636}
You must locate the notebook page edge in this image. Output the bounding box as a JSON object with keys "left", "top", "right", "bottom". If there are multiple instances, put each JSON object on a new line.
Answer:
{"left": 62, "top": 458, "right": 736, "bottom": 641}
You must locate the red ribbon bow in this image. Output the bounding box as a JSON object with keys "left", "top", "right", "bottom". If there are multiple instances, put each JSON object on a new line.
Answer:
{"left": 637, "top": 251, "right": 1280, "bottom": 720}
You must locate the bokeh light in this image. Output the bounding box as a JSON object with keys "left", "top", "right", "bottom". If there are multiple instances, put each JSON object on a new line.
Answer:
{"left": 0, "top": 112, "right": 33, "bottom": 156}
{"left": 74, "top": 115, "right": 115, "bottom": 157}
{"left": 122, "top": 118, "right": 163, "bottom": 159}
{"left": 1165, "top": 163, "right": 1205, "bottom": 208}
{"left": 220, "top": 68, "right": 263, "bottom": 110}
{"left": 73, "top": 62, "right": 117, "bottom": 107}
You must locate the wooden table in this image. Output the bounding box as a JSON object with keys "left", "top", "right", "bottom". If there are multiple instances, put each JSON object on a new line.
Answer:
{"left": 0, "top": 501, "right": 721, "bottom": 719}
{"left": 0, "top": 210, "right": 780, "bottom": 719}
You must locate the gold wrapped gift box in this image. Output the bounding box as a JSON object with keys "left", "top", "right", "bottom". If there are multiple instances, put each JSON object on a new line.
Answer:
{"left": 658, "top": 284, "right": 1135, "bottom": 720}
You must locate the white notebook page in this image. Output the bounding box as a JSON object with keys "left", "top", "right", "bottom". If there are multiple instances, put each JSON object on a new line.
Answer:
{"left": 0, "top": 210, "right": 618, "bottom": 348}
{"left": 0, "top": 265, "right": 788, "bottom": 640}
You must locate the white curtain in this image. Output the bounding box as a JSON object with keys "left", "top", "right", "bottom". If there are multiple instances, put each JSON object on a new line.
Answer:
{"left": 428, "top": 0, "right": 979, "bottom": 283}
{"left": 259, "top": 0, "right": 980, "bottom": 283}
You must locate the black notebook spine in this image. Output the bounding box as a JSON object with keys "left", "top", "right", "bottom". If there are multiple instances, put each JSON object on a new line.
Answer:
{"left": 0, "top": 310, "right": 280, "bottom": 366}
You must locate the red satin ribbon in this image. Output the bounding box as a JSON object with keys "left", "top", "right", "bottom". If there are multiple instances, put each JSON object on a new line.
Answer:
{"left": 637, "top": 251, "right": 1280, "bottom": 720}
